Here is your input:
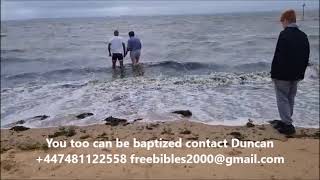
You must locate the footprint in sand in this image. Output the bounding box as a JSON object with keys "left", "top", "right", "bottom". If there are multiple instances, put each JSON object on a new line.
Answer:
{"left": 1, "top": 160, "right": 16, "bottom": 171}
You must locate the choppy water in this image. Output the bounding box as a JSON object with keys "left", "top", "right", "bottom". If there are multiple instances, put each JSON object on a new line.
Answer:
{"left": 1, "top": 9, "right": 319, "bottom": 128}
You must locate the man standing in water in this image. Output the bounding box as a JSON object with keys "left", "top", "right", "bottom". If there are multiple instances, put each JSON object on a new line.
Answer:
{"left": 108, "top": 30, "right": 126, "bottom": 69}
{"left": 126, "top": 31, "right": 142, "bottom": 66}
{"left": 270, "top": 9, "right": 310, "bottom": 135}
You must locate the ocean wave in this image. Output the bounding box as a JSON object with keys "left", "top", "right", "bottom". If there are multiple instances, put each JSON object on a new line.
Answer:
{"left": 146, "top": 61, "right": 272, "bottom": 73}
{"left": 4, "top": 67, "right": 108, "bottom": 80}
{"left": 4, "top": 72, "right": 39, "bottom": 80}
{"left": 1, "top": 49, "right": 26, "bottom": 53}
{"left": 1, "top": 57, "right": 45, "bottom": 63}
{"left": 3, "top": 61, "right": 318, "bottom": 83}
{"left": 308, "top": 34, "right": 319, "bottom": 39}
{"left": 234, "top": 62, "right": 270, "bottom": 72}
{"left": 148, "top": 61, "right": 227, "bottom": 70}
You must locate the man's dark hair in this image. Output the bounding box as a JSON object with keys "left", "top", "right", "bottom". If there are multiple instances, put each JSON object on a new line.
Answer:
{"left": 128, "top": 31, "right": 135, "bottom": 37}
{"left": 114, "top": 30, "right": 119, "bottom": 36}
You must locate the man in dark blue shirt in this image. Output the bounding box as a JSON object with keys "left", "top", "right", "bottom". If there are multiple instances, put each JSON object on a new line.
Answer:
{"left": 126, "top": 31, "right": 142, "bottom": 66}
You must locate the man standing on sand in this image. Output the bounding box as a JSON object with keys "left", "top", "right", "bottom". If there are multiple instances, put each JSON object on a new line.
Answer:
{"left": 270, "top": 9, "right": 310, "bottom": 135}
{"left": 126, "top": 31, "right": 142, "bottom": 66}
{"left": 108, "top": 30, "right": 126, "bottom": 69}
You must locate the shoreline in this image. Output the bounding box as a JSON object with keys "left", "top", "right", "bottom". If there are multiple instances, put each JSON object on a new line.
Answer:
{"left": 2, "top": 110, "right": 320, "bottom": 129}
{"left": 1, "top": 120, "right": 320, "bottom": 130}
{"left": 1, "top": 120, "right": 319, "bottom": 179}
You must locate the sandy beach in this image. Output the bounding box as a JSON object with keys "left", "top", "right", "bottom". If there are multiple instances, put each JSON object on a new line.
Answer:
{"left": 1, "top": 120, "right": 319, "bottom": 180}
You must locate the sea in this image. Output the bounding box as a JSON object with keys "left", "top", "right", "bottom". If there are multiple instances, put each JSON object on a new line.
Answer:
{"left": 1, "top": 0, "right": 319, "bottom": 128}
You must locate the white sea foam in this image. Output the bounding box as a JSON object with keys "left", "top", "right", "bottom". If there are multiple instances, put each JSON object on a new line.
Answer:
{"left": 1, "top": 69, "right": 319, "bottom": 128}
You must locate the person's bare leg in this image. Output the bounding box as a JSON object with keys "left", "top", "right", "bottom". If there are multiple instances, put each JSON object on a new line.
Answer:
{"left": 112, "top": 59, "right": 116, "bottom": 69}
{"left": 135, "top": 54, "right": 142, "bottom": 75}
{"left": 119, "top": 60, "right": 124, "bottom": 69}
{"left": 131, "top": 57, "right": 137, "bottom": 76}
{"left": 131, "top": 58, "right": 137, "bottom": 66}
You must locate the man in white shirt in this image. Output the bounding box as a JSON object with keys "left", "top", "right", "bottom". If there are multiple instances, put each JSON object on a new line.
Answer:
{"left": 108, "top": 30, "right": 126, "bottom": 69}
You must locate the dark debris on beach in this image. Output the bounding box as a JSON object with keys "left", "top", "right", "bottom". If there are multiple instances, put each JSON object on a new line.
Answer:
{"left": 172, "top": 110, "right": 192, "bottom": 117}
{"left": 104, "top": 116, "right": 128, "bottom": 126}
{"left": 9, "top": 126, "right": 30, "bottom": 132}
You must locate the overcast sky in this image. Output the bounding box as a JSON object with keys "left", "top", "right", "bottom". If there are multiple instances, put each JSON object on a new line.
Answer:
{"left": 2, "top": 0, "right": 319, "bottom": 20}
